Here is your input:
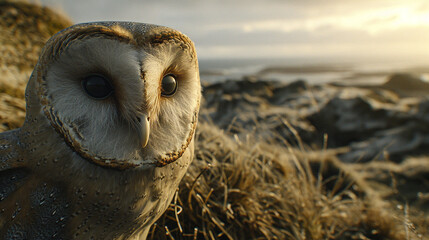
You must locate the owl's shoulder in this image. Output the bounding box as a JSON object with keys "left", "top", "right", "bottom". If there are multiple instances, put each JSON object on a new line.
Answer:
{"left": 0, "top": 128, "right": 24, "bottom": 168}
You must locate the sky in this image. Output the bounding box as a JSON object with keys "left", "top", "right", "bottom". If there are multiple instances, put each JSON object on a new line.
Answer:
{"left": 39, "top": 0, "right": 429, "bottom": 63}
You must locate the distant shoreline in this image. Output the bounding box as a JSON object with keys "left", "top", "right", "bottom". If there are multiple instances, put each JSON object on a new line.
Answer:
{"left": 199, "top": 58, "right": 429, "bottom": 85}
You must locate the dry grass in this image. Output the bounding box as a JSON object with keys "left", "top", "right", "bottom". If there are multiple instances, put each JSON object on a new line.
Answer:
{"left": 149, "top": 121, "right": 417, "bottom": 240}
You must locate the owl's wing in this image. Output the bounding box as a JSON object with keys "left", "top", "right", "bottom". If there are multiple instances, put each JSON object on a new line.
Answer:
{"left": 0, "top": 128, "right": 29, "bottom": 209}
{"left": 0, "top": 129, "right": 31, "bottom": 225}
{"left": 0, "top": 129, "right": 26, "bottom": 170}
{"left": 0, "top": 129, "right": 73, "bottom": 239}
{"left": 0, "top": 129, "right": 32, "bottom": 236}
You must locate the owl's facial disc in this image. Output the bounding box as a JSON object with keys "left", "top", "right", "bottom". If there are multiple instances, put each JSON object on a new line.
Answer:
{"left": 34, "top": 22, "right": 201, "bottom": 170}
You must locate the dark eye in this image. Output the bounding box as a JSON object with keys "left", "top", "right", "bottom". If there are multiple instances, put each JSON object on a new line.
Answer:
{"left": 82, "top": 75, "right": 113, "bottom": 99}
{"left": 161, "top": 74, "right": 177, "bottom": 97}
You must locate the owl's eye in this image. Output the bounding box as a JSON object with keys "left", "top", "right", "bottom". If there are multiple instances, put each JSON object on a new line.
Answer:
{"left": 82, "top": 75, "right": 113, "bottom": 99}
{"left": 161, "top": 74, "right": 177, "bottom": 97}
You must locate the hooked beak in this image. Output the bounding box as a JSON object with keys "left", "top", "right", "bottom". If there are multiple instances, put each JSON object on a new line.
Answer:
{"left": 137, "top": 114, "right": 150, "bottom": 148}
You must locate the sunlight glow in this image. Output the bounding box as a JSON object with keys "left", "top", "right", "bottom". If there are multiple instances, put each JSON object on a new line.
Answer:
{"left": 241, "top": 5, "right": 429, "bottom": 35}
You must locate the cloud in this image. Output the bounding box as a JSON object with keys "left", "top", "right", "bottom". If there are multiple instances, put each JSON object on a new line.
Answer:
{"left": 40, "top": 0, "right": 429, "bottom": 60}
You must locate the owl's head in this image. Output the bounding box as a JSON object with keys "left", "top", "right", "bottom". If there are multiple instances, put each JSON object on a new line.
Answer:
{"left": 24, "top": 22, "right": 201, "bottom": 170}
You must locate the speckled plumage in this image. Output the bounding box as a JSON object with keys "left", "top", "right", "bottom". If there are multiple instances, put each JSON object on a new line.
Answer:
{"left": 0, "top": 22, "right": 201, "bottom": 239}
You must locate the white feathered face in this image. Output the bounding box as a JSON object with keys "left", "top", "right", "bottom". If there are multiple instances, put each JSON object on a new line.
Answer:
{"left": 31, "top": 23, "right": 200, "bottom": 170}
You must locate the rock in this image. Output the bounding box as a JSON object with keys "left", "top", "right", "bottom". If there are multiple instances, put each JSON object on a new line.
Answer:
{"left": 204, "top": 78, "right": 275, "bottom": 97}
{"left": 221, "top": 80, "right": 240, "bottom": 93}
{"left": 417, "top": 99, "right": 429, "bottom": 122}
{"left": 305, "top": 84, "right": 429, "bottom": 162}
{"left": 307, "top": 96, "right": 405, "bottom": 147}
{"left": 382, "top": 73, "right": 429, "bottom": 97}
{"left": 270, "top": 80, "right": 309, "bottom": 104}
{"left": 210, "top": 93, "right": 268, "bottom": 128}
{"left": 339, "top": 122, "right": 429, "bottom": 162}
{"left": 201, "top": 77, "right": 320, "bottom": 146}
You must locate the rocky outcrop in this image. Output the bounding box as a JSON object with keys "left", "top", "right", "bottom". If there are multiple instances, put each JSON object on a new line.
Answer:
{"left": 201, "top": 78, "right": 322, "bottom": 147}
{"left": 202, "top": 73, "right": 429, "bottom": 163}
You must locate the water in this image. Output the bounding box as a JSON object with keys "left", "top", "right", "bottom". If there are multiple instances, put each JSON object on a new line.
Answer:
{"left": 199, "top": 57, "right": 429, "bottom": 85}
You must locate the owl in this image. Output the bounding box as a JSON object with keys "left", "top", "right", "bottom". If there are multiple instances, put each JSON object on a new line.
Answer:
{"left": 0, "top": 22, "right": 201, "bottom": 239}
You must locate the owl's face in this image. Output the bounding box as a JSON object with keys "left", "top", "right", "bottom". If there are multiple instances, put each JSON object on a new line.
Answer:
{"left": 26, "top": 22, "right": 200, "bottom": 170}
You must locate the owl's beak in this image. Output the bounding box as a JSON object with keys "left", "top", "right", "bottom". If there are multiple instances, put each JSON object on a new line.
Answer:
{"left": 138, "top": 114, "right": 150, "bottom": 148}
